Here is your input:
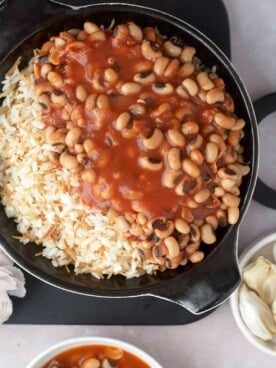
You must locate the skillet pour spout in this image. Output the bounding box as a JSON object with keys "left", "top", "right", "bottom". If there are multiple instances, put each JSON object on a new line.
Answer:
{"left": 151, "top": 230, "right": 240, "bottom": 314}
{"left": 0, "top": 2, "right": 258, "bottom": 315}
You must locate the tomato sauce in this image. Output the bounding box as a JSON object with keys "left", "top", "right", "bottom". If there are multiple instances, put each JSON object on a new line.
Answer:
{"left": 38, "top": 28, "right": 219, "bottom": 220}
{"left": 42, "top": 345, "right": 150, "bottom": 368}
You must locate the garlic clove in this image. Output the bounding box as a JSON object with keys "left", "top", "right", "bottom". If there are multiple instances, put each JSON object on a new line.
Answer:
{"left": 243, "top": 257, "right": 276, "bottom": 305}
{"left": 239, "top": 284, "right": 276, "bottom": 341}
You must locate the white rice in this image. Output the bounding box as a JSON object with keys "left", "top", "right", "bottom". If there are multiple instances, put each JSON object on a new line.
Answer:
{"left": 0, "top": 61, "right": 160, "bottom": 278}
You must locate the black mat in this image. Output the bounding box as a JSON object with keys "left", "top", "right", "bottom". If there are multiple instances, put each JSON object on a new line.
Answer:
{"left": 3, "top": 0, "right": 231, "bottom": 325}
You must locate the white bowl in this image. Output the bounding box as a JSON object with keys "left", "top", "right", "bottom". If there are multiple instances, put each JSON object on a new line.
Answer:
{"left": 230, "top": 232, "right": 276, "bottom": 356}
{"left": 26, "top": 336, "right": 163, "bottom": 368}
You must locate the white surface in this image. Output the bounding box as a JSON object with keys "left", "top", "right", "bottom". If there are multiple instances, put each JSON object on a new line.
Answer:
{"left": 26, "top": 337, "right": 163, "bottom": 368}
{"left": 230, "top": 233, "right": 276, "bottom": 356}
{"left": 1, "top": 0, "right": 276, "bottom": 367}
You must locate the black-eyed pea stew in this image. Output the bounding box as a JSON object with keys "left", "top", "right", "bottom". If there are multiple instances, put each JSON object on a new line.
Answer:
{"left": 34, "top": 21, "right": 250, "bottom": 271}
{"left": 42, "top": 345, "right": 149, "bottom": 368}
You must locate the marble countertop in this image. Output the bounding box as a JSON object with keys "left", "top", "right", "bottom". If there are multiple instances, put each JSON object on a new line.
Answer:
{"left": 1, "top": 0, "right": 276, "bottom": 367}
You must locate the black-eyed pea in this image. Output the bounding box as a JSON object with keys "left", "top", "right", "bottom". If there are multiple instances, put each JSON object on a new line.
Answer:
{"left": 217, "top": 167, "right": 239, "bottom": 182}
{"left": 222, "top": 193, "right": 240, "bottom": 207}
{"left": 89, "top": 30, "right": 106, "bottom": 42}
{"left": 214, "top": 186, "right": 225, "bottom": 197}
{"left": 47, "top": 151, "right": 60, "bottom": 166}
{"left": 153, "top": 56, "right": 169, "bottom": 76}
{"left": 162, "top": 169, "right": 183, "bottom": 188}
{"left": 152, "top": 82, "right": 174, "bottom": 95}
{"left": 104, "top": 347, "right": 124, "bottom": 360}
{"left": 134, "top": 71, "right": 156, "bottom": 85}
{"left": 75, "top": 85, "right": 88, "bottom": 102}
{"left": 138, "top": 156, "right": 163, "bottom": 171}
{"left": 194, "top": 189, "right": 211, "bottom": 204}
{"left": 215, "top": 208, "right": 228, "bottom": 227}
{"left": 175, "top": 218, "right": 190, "bottom": 234}
{"left": 181, "top": 121, "right": 199, "bottom": 135}
{"left": 40, "top": 63, "right": 53, "bottom": 79}
{"left": 236, "top": 163, "right": 250, "bottom": 176}
{"left": 167, "top": 128, "right": 185, "bottom": 147}
{"left": 178, "top": 62, "right": 195, "bottom": 78}
{"left": 164, "top": 40, "right": 182, "bottom": 57}
{"left": 190, "top": 223, "right": 200, "bottom": 242}
{"left": 180, "top": 257, "right": 188, "bottom": 266}
{"left": 67, "top": 28, "right": 80, "bottom": 37}
{"left": 180, "top": 46, "right": 196, "bottom": 63}
{"left": 81, "top": 168, "right": 96, "bottom": 183}
{"left": 115, "top": 216, "right": 129, "bottom": 232}
{"left": 228, "top": 164, "right": 243, "bottom": 176}
{"left": 96, "top": 94, "right": 110, "bottom": 109}
{"left": 155, "top": 221, "right": 174, "bottom": 239}
{"left": 104, "top": 68, "right": 119, "bottom": 85}
{"left": 228, "top": 130, "right": 242, "bottom": 147}
{"left": 83, "top": 21, "right": 99, "bottom": 34}
{"left": 182, "top": 78, "right": 199, "bottom": 96}
{"left": 187, "top": 134, "right": 204, "bottom": 151}
{"left": 54, "top": 37, "right": 66, "bottom": 49}
{"left": 143, "top": 128, "right": 163, "bottom": 150}
{"left": 74, "top": 143, "right": 84, "bottom": 153}
{"left": 50, "top": 91, "right": 67, "bottom": 107}
{"left": 127, "top": 22, "right": 143, "bottom": 42}
{"left": 206, "top": 215, "right": 219, "bottom": 230}
{"left": 65, "top": 127, "right": 82, "bottom": 148}
{"left": 182, "top": 158, "right": 200, "bottom": 177}
{"left": 214, "top": 112, "right": 235, "bottom": 129}
{"left": 38, "top": 93, "right": 51, "bottom": 110}
{"left": 114, "top": 111, "right": 132, "bottom": 131}
{"left": 205, "top": 142, "right": 219, "bottom": 164}
{"left": 209, "top": 134, "right": 226, "bottom": 153}
{"left": 164, "top": 59, "right": 180, "bottom": 79}
{"left": 231, "top": 118, "right": 246, "bottom": 131}
{"left": 45, "top": 126, "right": 66, "bottom": 145}
{"left": 76, "top": 30, "right": 88, "bottom": 41}
{"left": 190, "top": 149, "right": 204, "bottom": 166}
{"left": 141, "top": 40, "right": 162, "bottom": 61}
{"left": 228, "top": 186, "right": 240, "bottom": 196}
{"left": 59, "top": 151, "right": 79, "bottom": 170}
{"left": 85, "top": 93, "right": 97, "bottom": 112}
{"left": 129, "top": 103, "right": 146, "bottom": 117}
{"left": 185, "top": 242, "right": 200, "bottom": 256}
{"left": 137, "top": 213, "right": 148, "bottom": 226}
{"left": 164, "top": 236, "right": 180, "bottom": 257}
{"left": 176, "top": 86, "right": 189, "bottom": 99}
{"left": 206, "top": 88, "right": 225, "bottom": 104}
{"left": 187, "top": 198, "right": 199, "bottom": 209}
{"left": 196, "top": 72, "right": 214, "bottom": 91}
{"left": 201, "top": 224, "right": 216, "bottom": 244}
{"left": 35, "top": 81, "right": 53, "bottom": 95}
{"left": 167, "top": 147, "right": 182, "bottom": 170}
{"left": 120, "top": 82, "right": 142, "bottom": 96}
{"left": 47, "top": 71, "right": 63, "bottom": 89}
{"left": 81, "top": 358, "right": 100, "bottom": 368}
{"left": 189, "top": 250, "right": 204, "bottom": 263}
{"left": 102, "top": 359, "right": 116, "bottom": 368}
{"left": 228, "top": 206, "right": 240, "bottom": 224}
{"left": 83, "top": 139, "right": 95, "bottom": 153}
{"left": 221, "top": 178, "right": 236, "bottom": 190}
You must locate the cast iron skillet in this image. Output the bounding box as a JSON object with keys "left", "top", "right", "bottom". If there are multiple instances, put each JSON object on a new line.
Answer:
{"left": 0, "top": 2, "right": 258, "bottom": 314}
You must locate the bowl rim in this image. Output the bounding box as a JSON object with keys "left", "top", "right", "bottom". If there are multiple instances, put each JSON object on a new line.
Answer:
{"left": 26, "top": 336, "right": 164, "bottom": 368}
{"left": 230, "top": 231, "right": 276, "bottom": 356}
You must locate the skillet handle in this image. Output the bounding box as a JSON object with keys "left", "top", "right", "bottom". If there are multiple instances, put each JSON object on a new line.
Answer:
{"left": 154, "top": 229, "right": 241, "bottom": 315}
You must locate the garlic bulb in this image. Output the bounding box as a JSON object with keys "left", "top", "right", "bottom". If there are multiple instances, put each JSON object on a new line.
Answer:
{"left": 239, "top": 284, "right": 276, "bottom": 341}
